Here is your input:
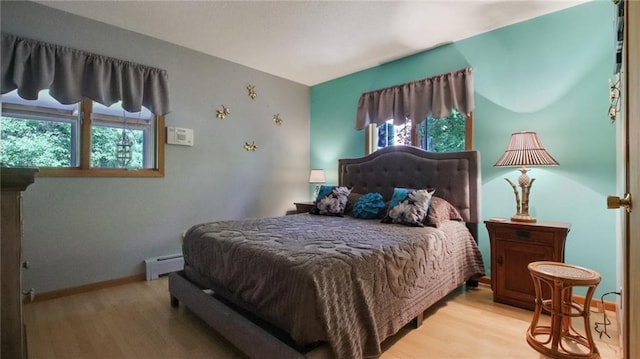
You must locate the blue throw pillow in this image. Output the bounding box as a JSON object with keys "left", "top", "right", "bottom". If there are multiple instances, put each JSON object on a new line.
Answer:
{"left": 352, "top": 192, "right": 386, "bottom": 219}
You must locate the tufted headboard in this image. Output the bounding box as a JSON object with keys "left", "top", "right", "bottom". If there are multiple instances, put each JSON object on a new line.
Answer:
{"left": 338, "top": 146, "right": 481, "bottom": 241}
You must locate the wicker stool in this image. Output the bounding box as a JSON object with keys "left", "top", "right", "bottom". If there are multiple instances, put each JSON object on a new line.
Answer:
{"left": 527, "top": 261, "right": 601, "bottom": 359}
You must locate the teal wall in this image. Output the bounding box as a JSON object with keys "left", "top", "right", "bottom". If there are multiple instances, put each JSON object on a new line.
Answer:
{"left": 311, "top": 2, "right": 617, "bottom": 297}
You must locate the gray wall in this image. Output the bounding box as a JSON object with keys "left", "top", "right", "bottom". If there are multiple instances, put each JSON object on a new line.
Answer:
{"left": 1, "top": 1, "right": 311, "bottom": 293}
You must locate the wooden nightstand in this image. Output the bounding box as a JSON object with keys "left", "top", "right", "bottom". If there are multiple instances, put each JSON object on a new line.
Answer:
{"left": 485, "top": 219, "right": 570, "bottom": 310}
{"left": 293, "top": 202, "right": 315, "bottom": 214}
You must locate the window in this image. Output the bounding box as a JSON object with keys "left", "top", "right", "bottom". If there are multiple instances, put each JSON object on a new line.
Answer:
{"left": 1, "top": 90, "right": 165, "bottom": 177}
{"left": 368, "top": 109, "right": 473, "bottom": 153}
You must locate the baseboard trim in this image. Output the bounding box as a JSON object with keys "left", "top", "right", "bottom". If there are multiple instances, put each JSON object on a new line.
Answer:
{"left": 573, "top": 295, "right": 618, "bottom": 313}
{"left": 477, "top": 276, "right": 617, "bottom": 313}
{"left": 30, "top": 273, "right": 145, "bottom": 303}
{"left": 30, "top": 273, "right": 619, "bottom": 313}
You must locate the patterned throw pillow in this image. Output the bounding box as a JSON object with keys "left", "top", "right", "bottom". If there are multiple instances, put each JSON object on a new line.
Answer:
{"left": 382, "top": 188, "right": 434, "bottom": 226}
{"left": 311, "top": 185, "right": 352, "bottom": 216}
{"left": 352, "top": 192, "right": 386, "bottom": 219}
{"left": 426, "top": 196, "right": 463, "bottom": 227}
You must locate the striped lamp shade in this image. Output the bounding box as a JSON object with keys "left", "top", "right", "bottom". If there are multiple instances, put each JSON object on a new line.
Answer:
{"left": 494, "top": 132, "right": 559, "bottom": 167}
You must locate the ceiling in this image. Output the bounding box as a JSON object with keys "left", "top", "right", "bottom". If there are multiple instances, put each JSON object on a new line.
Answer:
{"left": 33, "top": 0, "right": 588, "bottom": 86}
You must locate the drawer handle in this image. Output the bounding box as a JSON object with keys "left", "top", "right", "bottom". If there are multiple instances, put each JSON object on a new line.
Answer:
{"left": 497, "top": 256, "right": 503, "bottom": 265}
{"left": 516, "top": 230, "right": 531, "bottom": 239}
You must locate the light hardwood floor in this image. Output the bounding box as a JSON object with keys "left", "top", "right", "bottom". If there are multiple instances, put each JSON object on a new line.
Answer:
{"left": 25, "top": 278, "right": 621, "bottom": 359}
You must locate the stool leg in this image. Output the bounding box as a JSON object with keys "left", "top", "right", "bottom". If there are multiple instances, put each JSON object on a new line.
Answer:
{"left": 560, "top": 285, "right": 575, "bottom": 339}
{"left": 528, "top": 275, "right": 543, "bottom": 334}
{"left": 527, "top": 274, "right": 554, "bottom": 351}
{"left": 550, "top": 279, "right": 563, "bottom": 356}
{"left": 581, "top": 285, "right": 600, "bottom": 357}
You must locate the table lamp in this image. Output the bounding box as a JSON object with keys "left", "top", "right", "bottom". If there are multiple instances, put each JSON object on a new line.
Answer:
{"left": 494, "top": 131, "right": 558, "bottom": 223}
{"left": 308, "top": 169, "right": 326, "bottom": 201}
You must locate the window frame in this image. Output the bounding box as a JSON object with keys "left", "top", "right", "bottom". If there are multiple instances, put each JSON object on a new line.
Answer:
{"left": 365, "top": 112, "right": 473, "bottom": 154}
{"left": 2, "top": 98, "right": 165, "bottom": 177}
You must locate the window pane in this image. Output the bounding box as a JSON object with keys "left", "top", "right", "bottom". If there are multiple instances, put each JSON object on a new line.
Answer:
{"left": 393, "top": 120, "right": 412, "bottom": 146}
{"left": 1, "top": 116, "right": 74, "bottom": 167}
{"left": 378, "top": 122, "right": 395, "bottom": 148}
{"left": 91, "top": 125, "right": 145, "bottom": 168}
{"left": 377, "top": 119, "right": 412, "bottom": 150}
{"left": 423, "top": 110, "right": 466, "bottom": 152}
{"left": 90, "top": 101, "right": 153, "bottom": 169}
{"left": 1, "top": 89, "right": 79, "bottom": 167}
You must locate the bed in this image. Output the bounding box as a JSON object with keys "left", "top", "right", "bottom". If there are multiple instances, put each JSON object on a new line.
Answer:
{"left": 169, "top": 145, "right": 485, "bottom": 359}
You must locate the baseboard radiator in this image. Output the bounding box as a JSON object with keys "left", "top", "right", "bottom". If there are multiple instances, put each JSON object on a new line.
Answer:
{"left": 145, "top": 254, "right": 184, "bottom": 281}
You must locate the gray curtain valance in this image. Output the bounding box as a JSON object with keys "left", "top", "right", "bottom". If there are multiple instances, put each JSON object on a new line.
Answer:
{"left": 355, "top": 68, "right": 474, "bottom": 130}
{"left": 1, "top": 33, "right": 171, "bottom": 115}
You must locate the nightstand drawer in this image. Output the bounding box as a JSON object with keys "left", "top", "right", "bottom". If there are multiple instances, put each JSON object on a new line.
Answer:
{"left": 494, "top": 227, "right": 555, "bottom": 244}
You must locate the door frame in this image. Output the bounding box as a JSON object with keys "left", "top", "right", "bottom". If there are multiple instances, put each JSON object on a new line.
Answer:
{"left": 622, "top": 1, "right": 639, "bottom": 357}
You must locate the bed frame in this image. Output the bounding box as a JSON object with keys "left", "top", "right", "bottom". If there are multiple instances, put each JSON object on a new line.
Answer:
{"left": 169, "top": 146, "right": 481, "bottom": 359}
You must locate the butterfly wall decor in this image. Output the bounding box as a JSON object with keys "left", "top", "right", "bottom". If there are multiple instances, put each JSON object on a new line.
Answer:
{"left": 273, "top": 113, "right": 283, "bottom": 125}
{"left": 244, "top": 141, "right": 257, "bottom": 151}
{"left": 216, "top": 105, "right": 231, "bottom": 119}
{"left": 247, "top": 85, "right": 257, "bottom": 99}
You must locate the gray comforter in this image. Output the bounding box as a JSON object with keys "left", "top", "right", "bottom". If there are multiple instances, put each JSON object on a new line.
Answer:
{"left": 182, "top": 214, "right": 485, "bottom": 359}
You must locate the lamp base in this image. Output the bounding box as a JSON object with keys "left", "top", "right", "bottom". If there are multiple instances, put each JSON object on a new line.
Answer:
{"left": 313, "top": 185, "right": 321, "bottom": 202}
{"left": 504, "top": 168, "right": 537, "bottom": 224}
{"left": 511, "top": 213, "right": 537, "bottom": 223}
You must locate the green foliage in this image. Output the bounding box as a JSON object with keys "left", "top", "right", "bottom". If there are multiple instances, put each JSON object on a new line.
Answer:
{"left": 1, "top": 117, "right": 72, "bottom": 166}
{"left": 1, "top": 116, "right": 145, "bottom": 168}
{"left": 91, "top": 126, "right": 143, "bottom": 168}
{"left": 424, "top": 109, "right": 466, "bottom": 152}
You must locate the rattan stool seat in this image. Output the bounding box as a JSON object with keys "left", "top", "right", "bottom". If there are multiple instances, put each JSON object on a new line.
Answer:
{"left": 527, "top": 261, "right": 601, "bottom": 359}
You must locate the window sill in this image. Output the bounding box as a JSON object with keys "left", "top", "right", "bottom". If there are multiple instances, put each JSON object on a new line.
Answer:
{"left": 33, "top": 167, "right": 164, "bottom": 178}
